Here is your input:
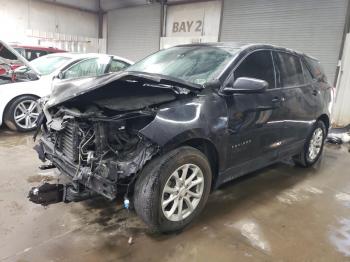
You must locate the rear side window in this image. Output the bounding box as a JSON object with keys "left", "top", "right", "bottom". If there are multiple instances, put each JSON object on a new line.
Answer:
{"left": 274, "top": 52, "right": 304, "bottom": 87}
{"left": 301, "top": 60, "right": 313, "bottom": 83}
{"left": 63, "top": 57, "right": 110, "bottom": 79}
{"left": 304, "top": 56, "right": 327, "bottom": 82}
{"left": 234, "top": 50, "right": 275, "bottom": 89}
{"left": 14, "top": 48, "right": 25, "bottom": 57}
{"left": 25, "top": 49, "right": 48, "bottom": 61}
{"left": 108, "top": 59, "right": 129, "bottom": 73}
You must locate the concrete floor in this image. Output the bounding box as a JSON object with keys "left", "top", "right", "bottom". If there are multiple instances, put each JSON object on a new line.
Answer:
{"left": 0, "top": 128, "right": 350, "bottom": 262}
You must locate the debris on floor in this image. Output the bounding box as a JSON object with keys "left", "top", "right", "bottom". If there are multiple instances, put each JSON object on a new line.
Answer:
{"left": 326, "top": 124, "right": 350, "bottom": 144}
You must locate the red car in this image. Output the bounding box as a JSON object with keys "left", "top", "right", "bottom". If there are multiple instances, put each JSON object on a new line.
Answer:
{"left": 0, "top": 45, "right": 66, "bottom": 75}
{"left": 12, "top": 45, "right": 66, "bottom": 61}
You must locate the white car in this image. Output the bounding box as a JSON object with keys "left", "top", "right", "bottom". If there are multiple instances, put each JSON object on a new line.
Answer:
{"left": 0, "top": 41, "right": 133, "bottom": 132}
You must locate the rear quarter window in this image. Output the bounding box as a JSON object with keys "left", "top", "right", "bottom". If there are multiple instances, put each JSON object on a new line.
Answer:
{"left": 304, "top": 56, "right": 327, "bottom": 82}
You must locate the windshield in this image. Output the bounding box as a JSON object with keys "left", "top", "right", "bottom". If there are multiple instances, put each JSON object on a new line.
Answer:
{"left": 29, "top": 55, "right": 71, "bottom": 75}
{"left": 127, "top": 46, "right": 238, "bottom": 85}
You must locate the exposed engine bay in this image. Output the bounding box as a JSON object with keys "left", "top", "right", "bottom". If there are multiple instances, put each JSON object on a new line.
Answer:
{"left": 30, "top": 72, "right": 201, "bottom": 206}
{"left": 35, "top": 107, "right": 159, "bottom": 200}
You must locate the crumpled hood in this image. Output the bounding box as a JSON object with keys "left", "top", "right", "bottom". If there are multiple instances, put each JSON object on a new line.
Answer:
{"left": 47, "top": 71, "right": 203, "bottom": 108}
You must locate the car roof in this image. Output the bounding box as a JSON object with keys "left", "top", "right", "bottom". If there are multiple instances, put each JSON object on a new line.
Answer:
{"left": 174, "top": 42, "right": 309, "bottom": 58}
{"left": 11, "top": 45, "right": 66, "bottom": 52}
{"left": 41, "top": 52, "right": 133, "bottom": 64}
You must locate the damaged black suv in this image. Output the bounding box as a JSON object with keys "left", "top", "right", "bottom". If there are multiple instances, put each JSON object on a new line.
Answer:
{"left": 31, "top": 43, "right": 332, "bottom": 233}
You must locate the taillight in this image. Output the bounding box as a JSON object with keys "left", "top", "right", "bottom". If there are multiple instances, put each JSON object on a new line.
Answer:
{"left": 10, "top": 64, "right": 21, "bottom": 70}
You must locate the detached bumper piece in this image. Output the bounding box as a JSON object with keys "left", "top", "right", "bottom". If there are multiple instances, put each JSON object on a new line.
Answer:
{"left": 28, "top": 183, "right": 64, "bottom": 206}
{"left": 28, "top": 182, "right": 97, "bottom": 206}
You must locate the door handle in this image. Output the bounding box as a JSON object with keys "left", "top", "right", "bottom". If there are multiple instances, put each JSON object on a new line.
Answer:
{"left": 272, "top": 97, "right": 281, "bottom": 103}
{"left": 312, "top": 90, "right": 318, "bottom": 96}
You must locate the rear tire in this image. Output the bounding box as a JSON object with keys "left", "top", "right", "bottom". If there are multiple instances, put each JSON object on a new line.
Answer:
{"left": 4, "top": 95, "right": 39, "bottom": 132}
{"left": 133, "top": 146, "right": 212, "bottom": 233}
{"left": 293, "top": 120, "right": 326, "bottom": 167}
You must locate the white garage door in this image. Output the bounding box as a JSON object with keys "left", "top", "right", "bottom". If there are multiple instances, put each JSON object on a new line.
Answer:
{"left": 107, "top": 4, "right": 161, "bottom": 62}
{"left": 160, "top": 1, "right": 222, "bottom": 49}
{"left": 220, "top": 0, "right": 348, "bottom": 82}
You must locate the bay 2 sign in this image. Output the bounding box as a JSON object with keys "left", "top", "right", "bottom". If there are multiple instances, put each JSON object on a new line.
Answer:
{"left": 172, "top": 20, "right": 203, "bottom": 34}
{"left": 166, "top": 1, "right": 221, "bottom": 38}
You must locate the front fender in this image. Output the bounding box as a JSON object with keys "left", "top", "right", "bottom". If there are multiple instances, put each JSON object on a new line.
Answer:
{"left": 139, "top": 93, "right": 229, "bottom": 168}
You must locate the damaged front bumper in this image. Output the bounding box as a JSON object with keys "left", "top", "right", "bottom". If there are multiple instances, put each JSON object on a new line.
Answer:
{"left": 35, "top": 138, "right": 117, "bottom": 200}
{"left": 32, "top": 107, "right": 159, "bottom": 205}
{"left": 34, "top": 132, "right": 158, "bottom": 201}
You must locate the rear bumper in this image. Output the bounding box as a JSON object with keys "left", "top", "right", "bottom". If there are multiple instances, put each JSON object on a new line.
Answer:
{"left": 37, "top": 137, "right": 117, "bottom": 199}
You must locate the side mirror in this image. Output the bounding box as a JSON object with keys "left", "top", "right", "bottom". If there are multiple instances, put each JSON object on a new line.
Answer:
{"left": 223, "top": 77, "right": 268, "bottom": 94}
{"left": 56, "top": 71, "right": 64, "bottom": 80}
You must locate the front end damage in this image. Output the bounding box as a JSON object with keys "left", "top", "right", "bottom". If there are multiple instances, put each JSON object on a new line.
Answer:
{"left": 32, "top": 109, "right": 158, "bottom": 203}
{"left": 29, "top": 72, "right": 201, "bottom": 206}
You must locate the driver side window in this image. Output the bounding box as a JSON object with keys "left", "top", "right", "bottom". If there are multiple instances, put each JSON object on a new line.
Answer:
{"left": 63, "top": 58, "right": 105, "bottom": 79}
{"left": 234, "top": 50, "right": 275, "bottom": 89}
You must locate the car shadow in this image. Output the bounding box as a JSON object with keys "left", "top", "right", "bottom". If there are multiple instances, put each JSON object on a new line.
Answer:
{"left": 72, "top": 157, "right": 323, "bottom": 242}
{"left": 148, "top": 160, "right": 320, "bottom": 241}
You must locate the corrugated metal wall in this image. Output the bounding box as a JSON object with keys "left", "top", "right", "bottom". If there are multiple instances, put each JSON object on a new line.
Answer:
{"left": 220, "top": 0, "right": 348, "bottom": 82}
{"left": 107, "top": 4, "right": 161, "bottom": 62}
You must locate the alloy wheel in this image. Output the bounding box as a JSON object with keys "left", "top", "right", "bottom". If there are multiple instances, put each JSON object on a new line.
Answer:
{"left": 13, "top": 100, "right": 39, "bottom": 130}
{"left": 161, "top": 164, "right": 204, "bottom": 222}
{"left": 307, "top": 127, "right": 323, "bottom": 161}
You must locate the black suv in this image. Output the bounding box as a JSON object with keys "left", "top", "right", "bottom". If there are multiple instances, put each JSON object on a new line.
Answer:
{"left": 31, "top": 43, "right": 332, "bottom": 233}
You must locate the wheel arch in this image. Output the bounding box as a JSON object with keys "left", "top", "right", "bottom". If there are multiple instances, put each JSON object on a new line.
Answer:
{"left": 317, "top": 114, "right": 330, "bottom": 134}
{"left": 180, "top": 138, "right": 220, "bottom": 190}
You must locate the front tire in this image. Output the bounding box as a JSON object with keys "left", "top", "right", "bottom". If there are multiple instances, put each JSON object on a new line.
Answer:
{"left": 293, "top": 120, "right": 326, "bottom": 167}
{"left": 4, "top": 95, "right": 39, "bottom": 132}
{"left": 134, "top": 146, "right": 212, "bottom": 233}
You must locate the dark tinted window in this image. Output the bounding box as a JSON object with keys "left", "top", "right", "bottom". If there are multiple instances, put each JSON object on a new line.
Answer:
{"left": 301, "top": 60, "right": 313, "bottom": 83}
{"left": 14, "top": 48, "right": 25, "bottom": 57}
{"left": 304, "top": 56, "right": 327, "bottom": 82}
{"left": 274, "top": 52, "right": 304, "bottom": 87}
{"left": 25, "top": 49, "right": 48, "bottom": 61}
{"left": 234, "top": 50, "right": 275, "bottom": 89}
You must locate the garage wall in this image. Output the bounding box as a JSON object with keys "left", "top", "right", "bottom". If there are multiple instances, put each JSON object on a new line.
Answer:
{"left": 0, "top": 0, "right": 99, "bottom": 41}
{"left": 107, "top": 4, "right": 161, "bottom": 62}
{"left": 333, "top": 33, "right": 350, "bottom": 126}
{"left": 220, "top": 0, "right": 348, "bottom": 82}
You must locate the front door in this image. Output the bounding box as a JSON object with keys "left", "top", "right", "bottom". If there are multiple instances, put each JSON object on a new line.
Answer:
{"left": 225, "top": 50, "right": 285, "bottom": 168}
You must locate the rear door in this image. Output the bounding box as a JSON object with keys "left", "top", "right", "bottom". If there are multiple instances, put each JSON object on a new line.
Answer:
{"left": 273, "top": 51, "right": 317, "bottom": 155}
{"left": 303, "top": 56, "right": 329, "bottom": 118}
